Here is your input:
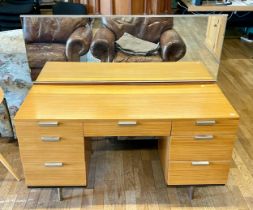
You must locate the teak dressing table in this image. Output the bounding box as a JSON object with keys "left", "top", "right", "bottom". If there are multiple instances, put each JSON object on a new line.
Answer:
{"left": 15, "top": 62, "right": 239, "bottom": 189}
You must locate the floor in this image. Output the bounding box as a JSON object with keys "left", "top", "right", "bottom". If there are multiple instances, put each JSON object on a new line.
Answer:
{"left": 0, "top": 38, "right": 253, "bottom": 209}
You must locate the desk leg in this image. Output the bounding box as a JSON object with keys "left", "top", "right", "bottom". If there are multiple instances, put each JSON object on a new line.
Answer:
{"left": 57, "top": 188, "right": 63, "bottom": 201}
{"left": 188, "top": 186, "right": 195, "bottom": 200}
{"left": 3, "top": 98, "right": 15, "bottom": 140}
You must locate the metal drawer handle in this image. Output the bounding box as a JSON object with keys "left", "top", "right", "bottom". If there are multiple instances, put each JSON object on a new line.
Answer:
{"left": 44, "top": 162, "right": 63, "bottom": 167}
{"left": 41, "top": 136, "right": 61, "bottom": 142}
{"left": 192, "top": 161, "right": 210, "bottom": 166}
{"left": 195, "top": 120, "right": 216, "bottom": 126}
{"left": 118, "top": 121, "right": 137, "bottom": 126}
{"left": 194, "top": 135, "right": 214, "bottom": 140}
{"left": 38, "top": 121, "right": 59, "bottom": 127}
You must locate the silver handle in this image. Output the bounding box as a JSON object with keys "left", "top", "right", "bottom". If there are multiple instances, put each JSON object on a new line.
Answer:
{"left": 41, "top": 136, "right": 61, "bottom": 142}
{"left": 118, "top": 121, "right": 137, "bottom": 126}
{"left": 194, "top": 135, "right": 214, "bottom": 140}
{"left": 192, "top": 161, "right": 210, "bottom": 166}
{"left": 195, "top": 120, "right": 216, "bottom": 126}
{"left": 44, "top": 162, "right": 63, "bottom": 167}
{"left": 38, "top": 121, "right": 59, "bottom": 127}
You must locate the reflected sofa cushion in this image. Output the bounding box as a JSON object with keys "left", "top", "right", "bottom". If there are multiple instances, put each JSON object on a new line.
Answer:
{"left": 22, "top": 17, "right": 92, "bottom": 80}
{"left": 26, "top": 44, "right": 66, "bottom": 69}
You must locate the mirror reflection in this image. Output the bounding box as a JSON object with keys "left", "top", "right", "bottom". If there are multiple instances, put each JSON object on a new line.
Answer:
{"left": 22, "top": 15, "right": 227, "bottom": 81}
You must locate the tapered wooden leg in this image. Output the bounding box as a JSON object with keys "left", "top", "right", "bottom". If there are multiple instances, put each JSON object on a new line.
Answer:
{"left": 0, "top": 153, "right": 21, "bottom": 181}
{"left": 57, "top": 188, "right": 63, "bottom": 201}
{"left": 188, "top": 186, "right": 195, "bottom": 200}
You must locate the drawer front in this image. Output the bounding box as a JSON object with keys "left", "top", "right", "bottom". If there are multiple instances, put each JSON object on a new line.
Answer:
{"left": 23, "top": 161, "right": 86, "bottom": 186}
{"left": 170, "top": 135, "right": 236, "bottom": 161}
{"left": 19, "top": 139, "right": 84, "bottom": 162}
{"left": 172, "top": 119, "right": 238, "bottom": 136}
{"left": 168, "top": 161, "right": 230, "bottom": 185}
{"left": 16, "top": 120, "right": 88, "bottom": 186}
{"left": 15, "top": 121, "right": 83, "bottom": 139}
{"left": 18, "top": 136, "right": 84, "bottom": 154}
{"left": 83, "top": 120, "right": 171, "bottom": 136}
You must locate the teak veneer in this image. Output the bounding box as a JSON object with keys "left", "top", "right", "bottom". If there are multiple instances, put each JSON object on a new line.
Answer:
{"left": 35, "top": 62, "right": 215, "bottom": 84}
{"left": 15, "top": 84, "right": 237, "bottom": 120}
{"left": 15, "top": 62, "right": 239, "bottom": 187}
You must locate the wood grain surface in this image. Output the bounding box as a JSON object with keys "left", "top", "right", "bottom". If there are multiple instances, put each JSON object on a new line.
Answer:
{"left": 23, "top": 161, "right": 86, "bottom": 186}
{"left": 83, "top": 120, "right": 171, "bottom": 136}
{"left": 169, "top": 135, "right": 236, "bottom": 161}
{"left": 158, "top": 136, "right": 170, "bottom": 184}
{"left": 167, "top": 161, "right": 231, "bottom": 185}
{"left": 15, "top": 121, "right": 87, "bottom": 187}
{"left": 36, "top": 62, "right": 214, "bottom": 83}
{"left": 15, "top": 121, "right": 83, "bottom": 138}
{"left": 172, "top": 119, "right": 239, "bottom": 135}
{"left": 14, "top": 84, "right": 238, "bottom": 121}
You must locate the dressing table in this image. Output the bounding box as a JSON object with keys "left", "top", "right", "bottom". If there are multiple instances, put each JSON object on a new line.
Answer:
{"left": 14, "top": 62, "right": 239, "bottom": 198}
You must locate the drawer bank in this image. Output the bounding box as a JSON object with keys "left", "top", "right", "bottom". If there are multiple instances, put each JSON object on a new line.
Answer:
{"left": 15, "top": 84, "right": 239, "bottom": 187}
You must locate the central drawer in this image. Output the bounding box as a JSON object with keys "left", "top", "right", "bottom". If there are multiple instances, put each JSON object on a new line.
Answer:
{"left": 83, "top": 120, "right": 171, "bottom": 136}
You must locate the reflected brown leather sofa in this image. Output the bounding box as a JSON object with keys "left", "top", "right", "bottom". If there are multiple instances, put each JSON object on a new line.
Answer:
{"left": 91, "top": 17, "right": 186, "bottom": 62}
{"left": 22, "top": 17, "right": 92, "bottom": 80}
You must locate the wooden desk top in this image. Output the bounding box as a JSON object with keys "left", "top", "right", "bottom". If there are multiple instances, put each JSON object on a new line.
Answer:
{"left": 36, "top": 62, "right": 215, "bottom": 84}
{"left": 15, "top": 84, "right": 239, "bottom": 121}
{"left": 181, "top": 0, "right": 253, "bottom": 11}
{"left": 0, "top": 87, "right": 3, "bottom": 104}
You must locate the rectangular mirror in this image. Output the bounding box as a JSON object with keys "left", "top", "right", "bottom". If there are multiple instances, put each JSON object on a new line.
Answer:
{"left": 21, "top": 14, "right": 227, "bottom": 82}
